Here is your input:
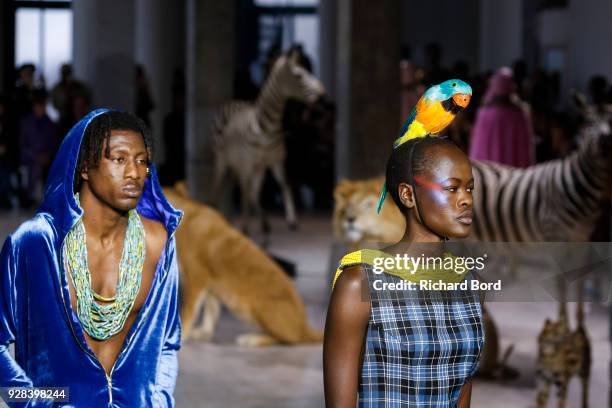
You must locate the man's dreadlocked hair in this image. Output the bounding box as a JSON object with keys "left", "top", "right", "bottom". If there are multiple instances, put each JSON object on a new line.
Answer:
{"left": 385, "top": 135, "right": 459, "bottom": 214}
{"left": 74, "top": 111, "right": 153, "bottom": 192}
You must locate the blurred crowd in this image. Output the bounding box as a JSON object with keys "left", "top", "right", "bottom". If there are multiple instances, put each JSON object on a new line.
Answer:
{"left": 2, "top": 41, "right": 610, "bottom": 222}
{"left": 400, "top": 42, "right": 612, "bottom": 166}
{"left": 0, "top": 62, "right": 186, "bottom": 210}
{"left": 400, "top": 42, "right": 612, "bottom": 241}
{"left": 0, "top": 63, "right": 82, "bottom": 209}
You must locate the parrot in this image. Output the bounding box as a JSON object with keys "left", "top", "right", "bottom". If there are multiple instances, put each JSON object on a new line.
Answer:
{"left": 394, "top": 79, "right": 472, "bottom": 148}
{"left": 377, "top": 79, "right": 472, "bottom": 214}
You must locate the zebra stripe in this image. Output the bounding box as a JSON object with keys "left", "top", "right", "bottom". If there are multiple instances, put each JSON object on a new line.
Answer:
{"left": 471, "top": 131, "right": 610, "bottom": 242}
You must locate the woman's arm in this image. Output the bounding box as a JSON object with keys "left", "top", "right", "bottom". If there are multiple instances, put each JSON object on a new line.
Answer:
{"left": 323, "top": 266, "right": 371, "bottom": 408}
{"left": 456, "top": 380, "right": 473, "bottom": 408}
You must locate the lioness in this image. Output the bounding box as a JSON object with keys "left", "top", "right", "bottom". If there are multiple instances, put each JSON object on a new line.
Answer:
{"left": 165, "top": 182, "right": 322, "bottom": 346}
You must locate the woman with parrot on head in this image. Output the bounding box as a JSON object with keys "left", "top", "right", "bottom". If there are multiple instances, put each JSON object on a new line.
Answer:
{"left": 324, "top": 79, "right": 484, "bottom": 407}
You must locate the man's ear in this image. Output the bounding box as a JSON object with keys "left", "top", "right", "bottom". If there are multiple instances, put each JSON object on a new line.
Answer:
{"left": 80, "top": 162, "right": 89, "bottom": 182}
{"left": 398, "top": 182, "right": 415, "bottom": 209}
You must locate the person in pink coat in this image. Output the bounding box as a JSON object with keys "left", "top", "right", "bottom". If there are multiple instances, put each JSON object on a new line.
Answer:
{"left": 469, "top": 67, "right": 534, "bottom": 167}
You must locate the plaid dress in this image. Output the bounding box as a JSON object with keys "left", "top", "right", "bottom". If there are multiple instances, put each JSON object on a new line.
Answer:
{"left": 355, "top": 263, "right": 485, "bottom": 407}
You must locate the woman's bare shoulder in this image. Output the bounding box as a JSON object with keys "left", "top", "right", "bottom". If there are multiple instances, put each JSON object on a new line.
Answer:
{"left": 332, "top": 264, "right": 371, "bottom": 306}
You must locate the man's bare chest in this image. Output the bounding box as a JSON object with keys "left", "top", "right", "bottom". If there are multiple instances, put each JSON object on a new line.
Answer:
{"left": 66, "top": 243, "right": 159, "bottom": 372}
{"left": 68, "top": 245, "right": 157, "bottom": 319}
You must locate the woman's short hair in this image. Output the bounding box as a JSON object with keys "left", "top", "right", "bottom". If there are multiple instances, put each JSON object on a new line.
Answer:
{"left": 385, "top": 135, "right": 459, "bottom": 213}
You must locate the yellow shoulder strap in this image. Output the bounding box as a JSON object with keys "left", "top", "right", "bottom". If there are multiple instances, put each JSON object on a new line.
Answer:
{"left": 332, "top": 249, "right": 381, "bottom": 289}
{"left": 332, "top": 249, "right": 471, "bottom": 290}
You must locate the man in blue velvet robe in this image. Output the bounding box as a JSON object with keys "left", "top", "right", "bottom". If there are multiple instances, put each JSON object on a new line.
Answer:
{"left": 0, "top": 109, "right": 182, "bottom": 407}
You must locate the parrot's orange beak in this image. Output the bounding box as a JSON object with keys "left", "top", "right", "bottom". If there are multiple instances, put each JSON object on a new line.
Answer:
{"left": 452, "top": 93, "right": 471, "bottom": 108}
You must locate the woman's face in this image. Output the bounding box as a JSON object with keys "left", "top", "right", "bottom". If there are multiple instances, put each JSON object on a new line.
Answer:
{"left": 400, "top": 145, "right": 474, "bottom": 239}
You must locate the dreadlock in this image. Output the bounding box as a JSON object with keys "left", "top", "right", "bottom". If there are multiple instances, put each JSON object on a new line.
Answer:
{"left": 74, "top": 111, "right": 153, "bottom": 192}
{"left": 385, "top": 135, "right": 459, "bottom": 215}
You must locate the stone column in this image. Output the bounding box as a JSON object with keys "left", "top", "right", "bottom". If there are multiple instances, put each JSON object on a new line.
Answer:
{"left": 185, "top": 0, "right": 234, "bottom": 201}
{"left": 479, "top": 0, "right": 523, "bottom": 71}
{"left": 0, "top": 0, "right": 14, "bottom": 94}
{"left": 319, "top": 0, "right": 337, "bottom": 100}
{"left": 335, "top": 0, "right": 401, "bottom": 180}
{"left": 135, "top": 0, "right": 186, "bottom": 166}
{"left": 72, "top": 0, "right": 136, "bottom": 110}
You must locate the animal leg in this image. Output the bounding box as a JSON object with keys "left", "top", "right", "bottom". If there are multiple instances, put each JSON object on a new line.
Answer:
{"left": 210, "top": 154, "right": 227, "bottom": 206}
{"left": 191, "top": 291, "right": 222, "bottom": 342}
{"left": 238, "top": 172, "right": 252, "bottom": 235}
{"left": 535, "top": 379, "right": 550, "bottom": 408}
{"left": 269, "top": 161, "right": 297, "bottom": 230}
{"left": 180, "top": 284, "right": 206, "bottom": 341}
{"left": 235, "top": 333, "right": 279, "bottom": 347}
{"left": 556, "top": 378, "right": 568, "bottom": 408}
{"left": 580, "top": 374, "right": 589, "bottom": 408}
{"left": 252, "top": 296, "right": 321, "bottom": 344}
{"left": 248, "top": 167, "right": 270, "bottom": 237}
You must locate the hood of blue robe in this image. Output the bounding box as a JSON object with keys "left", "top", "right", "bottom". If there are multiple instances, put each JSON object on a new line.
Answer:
{"left": 0, "top": 108, "right": 183, "bottom": 407}
{"left": 40, "top": 107, "right": 182, "bottom": 243}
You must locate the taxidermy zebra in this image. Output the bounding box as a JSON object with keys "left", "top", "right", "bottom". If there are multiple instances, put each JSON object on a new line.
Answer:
{"left": 471, "top": 107, "right": 611, "bottom": 242}
{"left": 212, "top": 48, "right": 325, "bottom": 234}
{"left": 334, "top": 121, "right": 611, "bottom": 245}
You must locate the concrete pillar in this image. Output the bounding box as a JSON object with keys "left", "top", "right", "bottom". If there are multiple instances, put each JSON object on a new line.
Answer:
{"left": 479, "top": 0, "right": 523, "bottom": 72}
{"left": 0, "top": 0, "right": 13, "bottom": 94}
{"left": 186, "top": 0, "right": 234, "bottom": 201}
{"left": 135, "top": 0, "right": 186, "bottom": 166}
{"left": 72, "top": 0, "right": 136, "bottom": 110}
{"left": 319, "top": 0, "right": 337, "bottom": 101}
{"left": 521, "top": 0, "right": 538, "bottom": 72}
{"left": 335, "top": 0, "right": 401, "bottom": 180}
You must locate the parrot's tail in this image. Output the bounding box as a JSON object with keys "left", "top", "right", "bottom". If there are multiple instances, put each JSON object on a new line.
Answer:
{"left": 376, "top": 183, "right": 387, "bottom": 214}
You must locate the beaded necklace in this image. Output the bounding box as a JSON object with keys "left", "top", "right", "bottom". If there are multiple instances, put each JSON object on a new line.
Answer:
{"left": 64, "top": 194, "right": 146, "bottom": 340}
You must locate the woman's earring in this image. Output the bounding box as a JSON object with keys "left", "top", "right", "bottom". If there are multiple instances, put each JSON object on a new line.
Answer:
{"left": 146, "top": 167, "right": 151, "bottom": 176}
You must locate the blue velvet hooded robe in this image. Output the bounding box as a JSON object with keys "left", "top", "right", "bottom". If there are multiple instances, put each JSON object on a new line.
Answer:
{"left": 0, "top": 109, "right": 183, "bottom": 407}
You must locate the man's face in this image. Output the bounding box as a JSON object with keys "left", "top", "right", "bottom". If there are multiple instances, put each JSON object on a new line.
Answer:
{"left": 81, "top": 129, "right": 148, "bottom": 213}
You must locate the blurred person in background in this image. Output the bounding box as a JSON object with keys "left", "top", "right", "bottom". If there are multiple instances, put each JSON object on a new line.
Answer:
{"left": 399, "top": 45, "right": 422, "bottom": 123}
{"left": 0, "top": 96, "right": 15, "bottom": 208}
{"left": 12, "top": 64, "right": 37, "bottom": 120}
{"left": 536, "top": 111, "right": 577, "bottom": 162}
{"left": 160, "top": 69, "right": 186, "bottom": 186}
{"left": 587, "top": 74, "right": 611, "bottom": 108}
{"left": 422, "top": 42, "right": 450, "bottom": 86}
{"left": 19, "top": 89, "right": 58, "bottom": 206}
{"left": 135, "top": 64, "right": 155, "bottom": 127}
{"left": 469, "top": 67, "right": 535, "bottom": 168}
{"left": 51, "top": 64, "right": 92, "bottom": 136}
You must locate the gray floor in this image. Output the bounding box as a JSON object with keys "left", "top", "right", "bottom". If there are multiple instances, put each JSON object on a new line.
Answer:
{"left": 0, "top": 211, "right": 609, "bottom": 407}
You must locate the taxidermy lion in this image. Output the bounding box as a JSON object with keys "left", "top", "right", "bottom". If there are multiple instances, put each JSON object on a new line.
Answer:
{"left": 333, "top": 177, "right": 404, "bottom": 248}
{"left": 164, "top": 182, "right": 322, "bottom": 346}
